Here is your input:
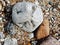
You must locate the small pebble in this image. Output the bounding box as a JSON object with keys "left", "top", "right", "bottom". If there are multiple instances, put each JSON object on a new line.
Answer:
{"left": 0, "top": 2, "right": 2, "bottom": 11}
{"left": 58, "top": 39, "right": 60, "bottom": 42}
{"left": 58, "top": 24, "right": 60, "bottom": 27}
{"left": 58, "top": 5, "right": 60, "bottom": 9}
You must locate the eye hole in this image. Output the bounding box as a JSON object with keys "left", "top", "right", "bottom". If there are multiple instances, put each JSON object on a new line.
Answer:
{"left": 32, "top": 6, "right": 35, "bottom": 13}
{"left": 17, "top": 10, "right": 22, "bottom": 14}
{"left": 32, "top": 6, "right": 35, "bottom": 11}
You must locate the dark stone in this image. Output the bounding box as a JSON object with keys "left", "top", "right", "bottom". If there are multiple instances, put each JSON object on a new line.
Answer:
{"left": 49, "top": 1, "right": 53, "bottom": 5}
{"left": 58, "top": 24, "right": 60, "bottom": 27}
{"left": 58, "top": 34, "right": 60, "bottom": 36}
{"left": 4, "top": 5, "right": 13, "bottom": 21}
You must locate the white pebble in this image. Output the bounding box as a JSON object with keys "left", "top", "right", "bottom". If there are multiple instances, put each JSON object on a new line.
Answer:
{"left": 28, "top": 33, "right": 34, "bottom": 39}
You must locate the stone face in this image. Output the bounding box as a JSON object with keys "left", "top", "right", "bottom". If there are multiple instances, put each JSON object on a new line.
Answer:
{"left": 28, "top": 33, "right": 34, "bottom": 39}
{"left": 12, "top": 1, "right": 43, "bottom": 32}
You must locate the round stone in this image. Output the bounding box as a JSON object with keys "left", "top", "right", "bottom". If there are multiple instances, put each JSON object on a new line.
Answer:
{"left": 12, "top": 1, "right": 43, "bottom": 32}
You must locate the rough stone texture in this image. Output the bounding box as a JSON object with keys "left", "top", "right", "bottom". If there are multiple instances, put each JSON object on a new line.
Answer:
{"left": 38, "top": 0, "right": 60, "bottom": 41}
{"left": 12, "top": 1, "right": 43, "bottom": 32}
{"left": 40, "top": 36, "right": 60, "bottom": 45}
{"left": 0, "top": 0, "right": 60, "bottom": 45}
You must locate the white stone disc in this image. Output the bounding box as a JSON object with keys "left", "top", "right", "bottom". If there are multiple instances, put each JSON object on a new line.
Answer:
{"left": 12, "top": 1, "right": 43, "bottom": 32}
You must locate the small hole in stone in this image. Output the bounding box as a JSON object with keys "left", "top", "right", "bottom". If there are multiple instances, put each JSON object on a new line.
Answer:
{"left": 17, "top": 10, "right": 22, "bottom": 14}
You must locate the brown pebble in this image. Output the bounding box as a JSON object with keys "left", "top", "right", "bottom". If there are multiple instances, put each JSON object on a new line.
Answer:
{"left": 36, "top": 19, "right": 50, "bottom": 39}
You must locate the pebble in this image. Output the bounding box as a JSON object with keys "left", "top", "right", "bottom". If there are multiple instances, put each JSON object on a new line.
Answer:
{"left": 0, "top": 39, "right": 5, "bottom": 42}
{"left": 0, "top": 32, "right": 5, "bottom": 39}
{"left": 5, "top": 0, "right": 10, "bottom": 4}
{"left": 4, "top": 38, "right": 18, "bottom": 45}
{"left": 58, "top": 39, "right": 60, "bottom": 42}
{"left": 4, "top": 5, "right": 12, "bottom": 13}
{"left": 53, "top": 8, "right": 57, "bottom": 12}
{"left": 39, "top": 0, "right": 60, "bottom": 41}
{"left": 28, "top": 33, "right": 34, "bottom": 39}
{"left": 46, "top": 12, "right": 49, "bottom": 15}
{"left": 0, "top": 0, "right": 60, "bottom": 45}
{"left": 58, "top": 5, "right": 60, "bottom": 9}
{"left": 0, "top": 2, "right": 2, "bottom": 11}
{"left": 58, "top": 24, "right": 60, "bottom": 27}
{"left": 40, "top": 36, "right": 60, "bottom": 45}
{"left": 48, "top": 1, "right": 53, "bottom": 5}
{"left": 0, "top": 43, "right": 1, "bottom": 45}
{"left": 55, "top": 33, "right": 58, "bottom": 36}
{"left": 31, "top": 40, "right": 37, "bottom": 45}
{"left": 12, "top": 1, "right": 43, "bottom": 32}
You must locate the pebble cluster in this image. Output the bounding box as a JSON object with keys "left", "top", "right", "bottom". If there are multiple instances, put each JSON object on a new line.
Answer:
{"left": 38, "top": 0, "right": 60, "bottom": 41}
{"left": 0, "top": 0, "right": 35, "bottom": 45}
{"left": 0, "top": 0, "right": 60, "bottom": 45}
